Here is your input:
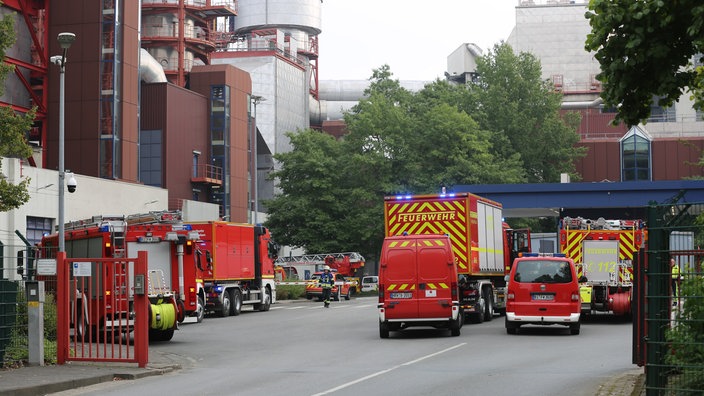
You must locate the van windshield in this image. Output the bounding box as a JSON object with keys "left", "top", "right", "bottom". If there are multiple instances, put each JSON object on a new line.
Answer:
{"left": 514, "top": 260, "right": 573, "bottom": 283}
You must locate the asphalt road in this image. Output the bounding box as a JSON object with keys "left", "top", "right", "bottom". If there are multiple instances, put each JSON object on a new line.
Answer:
{"left": 50, "top": 296, "right": 636, "bottom": 396}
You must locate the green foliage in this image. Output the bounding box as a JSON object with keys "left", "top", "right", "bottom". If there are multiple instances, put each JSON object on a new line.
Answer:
{"left": 2, "top": 290, "right": 58, "bottom": 368}
{"left": 467, "top": 43, "right": 585, "bottom": 183}
{"left": 585, "top": 0, "right": 704, "bottom": 126}
{"left": 265, "top": 53, "right": 583, "bottom": 260}
{"left": 665, "top": 276, "right": 704, "bottom": 392}
{"left": 275, "top": 284, "right": 306, "bottom": 300}
{"left": 0, "top": 9, "right": 34, "bottom": 212}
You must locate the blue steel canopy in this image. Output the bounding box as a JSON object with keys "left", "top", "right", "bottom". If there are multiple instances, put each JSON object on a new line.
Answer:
{"left": 454, "top": 180, "right": 704, "bottom": 219}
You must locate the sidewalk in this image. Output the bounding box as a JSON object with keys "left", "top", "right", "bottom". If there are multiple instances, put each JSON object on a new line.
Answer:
{"left": 0, "top": 349, "right": 181, "bottom": 396}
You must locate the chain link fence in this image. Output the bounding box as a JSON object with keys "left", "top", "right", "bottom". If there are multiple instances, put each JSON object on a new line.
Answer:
{"left": 639, "top": 202, "right": 704, "bottom": 395}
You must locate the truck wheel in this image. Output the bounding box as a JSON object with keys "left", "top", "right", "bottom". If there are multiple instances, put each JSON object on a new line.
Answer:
{"left": 195, "top": 296, "right": 205, "bottom": 323}
{"left": 261, "top": 288, "right": 272, "bottom": 311}
{"left": 379, "top": 322, "right": 390, "bottom": 339}
{"left": 218, "top": 292, "right": 232, "bottom": 317}
{"left": 483, "top": 288, "right": 494, "bottom": 322}
{"left": 231, "top": 290, "right": 243, "bottom": 316}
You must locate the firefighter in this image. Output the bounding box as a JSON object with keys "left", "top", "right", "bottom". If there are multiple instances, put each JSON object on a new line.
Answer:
{"left": 670, "top": 258, "right": 681, "bottom": 305}
{"left": 320, "top": 265, "right": 335, "bottom": 308}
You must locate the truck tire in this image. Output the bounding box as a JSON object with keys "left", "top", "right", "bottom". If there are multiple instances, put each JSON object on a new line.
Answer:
{"left": 379, "top": 322, "right": 390, "bottom": 339}
{"left": 483, "top": 288, "right": 494, "bottom": 322}
{"left": 195, "top": 295, "right": 205, "bottom": 323}
{"left": 218, "top": 292, "right": 232, "bottom": 317}
{"left": 254, "top": 288, "right": 272, "bottom": 311}
{"left": 231, "top": 289, "right": 242, "bottom": 316}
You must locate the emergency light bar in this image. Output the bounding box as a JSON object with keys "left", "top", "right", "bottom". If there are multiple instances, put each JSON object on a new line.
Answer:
{"left": 523, "top": 253, "right": 566, "bottom": 258}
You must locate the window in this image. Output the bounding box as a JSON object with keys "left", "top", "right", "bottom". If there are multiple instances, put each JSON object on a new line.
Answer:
{"left": 139, "top": 129, "right": 162, "bottom": 187}
{"left": 648, "top": 95, "right": 676, "bottom": 123}
{"left": 621, "top": 126, "right": 651, "bottom": 181}
{"left": 26, "top": 216, "right": 53, "bottom": 246}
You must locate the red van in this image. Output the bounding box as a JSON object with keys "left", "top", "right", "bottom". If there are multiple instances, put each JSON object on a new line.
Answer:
{"left": 505, "top": 253, "right": 581, "bottom": 335}
{"left": 377, "top": 234, "right": 462, "bottom": 338}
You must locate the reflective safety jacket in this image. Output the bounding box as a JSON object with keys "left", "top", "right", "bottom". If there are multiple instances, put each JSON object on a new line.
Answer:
{"left": 672, "top": 264, "right": 680, "bottom": 279}
{"left": 320, "top": 271, "right": 335, "bottom": 289}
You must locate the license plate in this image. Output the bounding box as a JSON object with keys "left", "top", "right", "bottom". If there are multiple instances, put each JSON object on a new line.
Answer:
{"left": 531, "top": 293, "right": 554, "bottom": 301}
{"left": 390, "top": 292, "right": 412, "bottom": 299}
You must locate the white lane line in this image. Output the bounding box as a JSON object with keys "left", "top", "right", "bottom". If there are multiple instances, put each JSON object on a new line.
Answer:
{"left": 310, "top": 343, "right": 467, "bottom": 396}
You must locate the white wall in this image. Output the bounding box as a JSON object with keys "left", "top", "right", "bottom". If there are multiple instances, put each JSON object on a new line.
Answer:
{"left": 1, "top": 158, "right": 168, "bottom": 279}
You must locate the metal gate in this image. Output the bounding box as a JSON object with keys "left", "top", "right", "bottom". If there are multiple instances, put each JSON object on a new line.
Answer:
{"left": 56, "top": 251, "right": 149, "bottom": 367}
{"left": 633, "top": 201, "right": 704, "bottom": 395}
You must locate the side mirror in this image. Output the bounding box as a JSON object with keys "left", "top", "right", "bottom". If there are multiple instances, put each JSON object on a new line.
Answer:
{"left": 504, "top": 274, "right": 510, "bottom": 282}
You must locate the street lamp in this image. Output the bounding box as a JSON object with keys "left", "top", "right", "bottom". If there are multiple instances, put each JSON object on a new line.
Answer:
{"left": 250, "top": 95, "right": 265, "bottom": 225}
{"left": 53, "top": 32, "right": 76, "bottom": 252}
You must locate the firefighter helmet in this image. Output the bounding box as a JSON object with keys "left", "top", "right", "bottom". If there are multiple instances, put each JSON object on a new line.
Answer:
{"left": 323, "top": 265, "right": 331, "bottom": 271}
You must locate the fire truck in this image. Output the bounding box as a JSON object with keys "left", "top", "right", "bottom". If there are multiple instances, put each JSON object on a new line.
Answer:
{"left": 559, "top": 216, "right": 647, "bottom": 317}
{"left": 275, "top": 252, "right": 365, "bottom": 283}
{"left": 39, "top": 211, "right": 201, "bottom": 342}
{"left": 187, "top": 221, "right": 279, "bottom": 317}
{"left": 383, "top": 193, "right": 531, "bottom": 323}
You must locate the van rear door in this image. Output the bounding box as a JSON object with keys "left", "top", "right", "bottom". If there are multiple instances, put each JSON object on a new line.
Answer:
{"left": 382, "top": 236, "right": 455, "bottom": 320}
{"left": 416, "top": 239, "right": 455, "bottom": 319}
{"left": 382, "top": 240, "right": 419, "bottom": 319}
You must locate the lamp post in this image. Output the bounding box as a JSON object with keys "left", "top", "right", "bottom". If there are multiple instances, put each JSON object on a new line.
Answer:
{"left": 55, "top": 32, "right": 76, "bottom": 252}
{"left": 250, "top": 95, "right": 265, "bottom": 225}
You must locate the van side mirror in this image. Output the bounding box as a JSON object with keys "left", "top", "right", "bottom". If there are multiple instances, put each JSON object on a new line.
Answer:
{"left": 504, "top": 275, "right": 509, "bottom": 282}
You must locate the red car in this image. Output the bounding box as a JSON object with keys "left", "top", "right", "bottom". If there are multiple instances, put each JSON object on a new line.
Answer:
{"left": 505, "top": 253, "right": 581, "bottom": 335}
{"left": 305, "top": 270, "right": 355, "bottom": 301}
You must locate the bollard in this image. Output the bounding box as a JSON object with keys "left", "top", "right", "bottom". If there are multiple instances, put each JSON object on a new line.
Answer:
{"left": 25, "top": 281, "right": 45, "bottom": 366}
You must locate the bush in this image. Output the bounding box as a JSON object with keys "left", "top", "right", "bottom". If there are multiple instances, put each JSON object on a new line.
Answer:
{"left": 665, "top": 276, "right": 704, "bottom": 392}
{"left": 276, "top": 284, "right": 306, "bottom": 300}
{"left": 2, "top": 289, "right": 58, "bottom": 368}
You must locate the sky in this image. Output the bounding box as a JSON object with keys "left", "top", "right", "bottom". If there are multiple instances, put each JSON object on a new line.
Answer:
{"left": 318, "top": 1, "right": 518, "bottom": 82}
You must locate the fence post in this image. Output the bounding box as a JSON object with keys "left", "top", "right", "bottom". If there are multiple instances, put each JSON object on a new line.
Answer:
{"left": 56, "top": 252, "right": 68, "bottom": 365}
{"left": 134, "top": 251, "right": 149, "bottom": 367}
{"left": 646, "top": 204, "right": 669, "bottom": 394}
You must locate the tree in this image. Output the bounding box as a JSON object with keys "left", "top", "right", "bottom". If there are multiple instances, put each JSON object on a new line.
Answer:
{"left": 585, "top": 0, "right": 704, "bottom": 126}
{"left": 0, "top": 7, "right": 34, "bottom": 212}
{"left": 466, "top": 43, "right": 585, "bottom": 183}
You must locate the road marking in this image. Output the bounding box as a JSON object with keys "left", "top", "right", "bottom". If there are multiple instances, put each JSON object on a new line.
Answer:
{"left": 310, "top": 343, "right": 466, "bottom": 396}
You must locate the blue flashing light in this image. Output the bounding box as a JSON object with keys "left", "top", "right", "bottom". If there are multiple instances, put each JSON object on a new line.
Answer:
{"left": 215, "top": 285, "right": 224, "bottom": 293}
{"left": 183, "top": 224, "right": 192, "bottom": 231}
{"left": 395, "top": 195, "right": 403, "bottom": 200}
{"left": 99, "top": 225, "right": 110, "bottom": 232}
{"left": 404, "top": 195, "right": 412, "bottom": 199}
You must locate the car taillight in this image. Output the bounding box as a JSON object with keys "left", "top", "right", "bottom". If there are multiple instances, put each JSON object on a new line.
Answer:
{"left": 378, "top": 284, "right": 384, "bottom": 304}
{"left": 572, "top": 291, "right": 580, "bottom": 301}
{"left": 507, "top": 291, "right": 515, "bottom": 300}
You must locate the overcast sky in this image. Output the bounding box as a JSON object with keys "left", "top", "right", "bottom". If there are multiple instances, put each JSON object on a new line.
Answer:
{"left": 318, "top": 1, "right": 518, "bottom": 82}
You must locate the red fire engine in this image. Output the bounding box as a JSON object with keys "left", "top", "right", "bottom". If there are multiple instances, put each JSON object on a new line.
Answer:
{"left": 187, "top": 221, "right": 279, "bottom": 317}
{"left": 559, "top": 216, "right": 647, "bottom": 317}
{"left": 39, "top": 211, "right": 201, "bottom": 341}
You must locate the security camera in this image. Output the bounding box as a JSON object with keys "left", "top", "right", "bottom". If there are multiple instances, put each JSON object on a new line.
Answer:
{"left": 66, "top": 172, "right": 77, "bottom": 193}
{"left": 50, "top": 55, "right": 63, "bottom": 65}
